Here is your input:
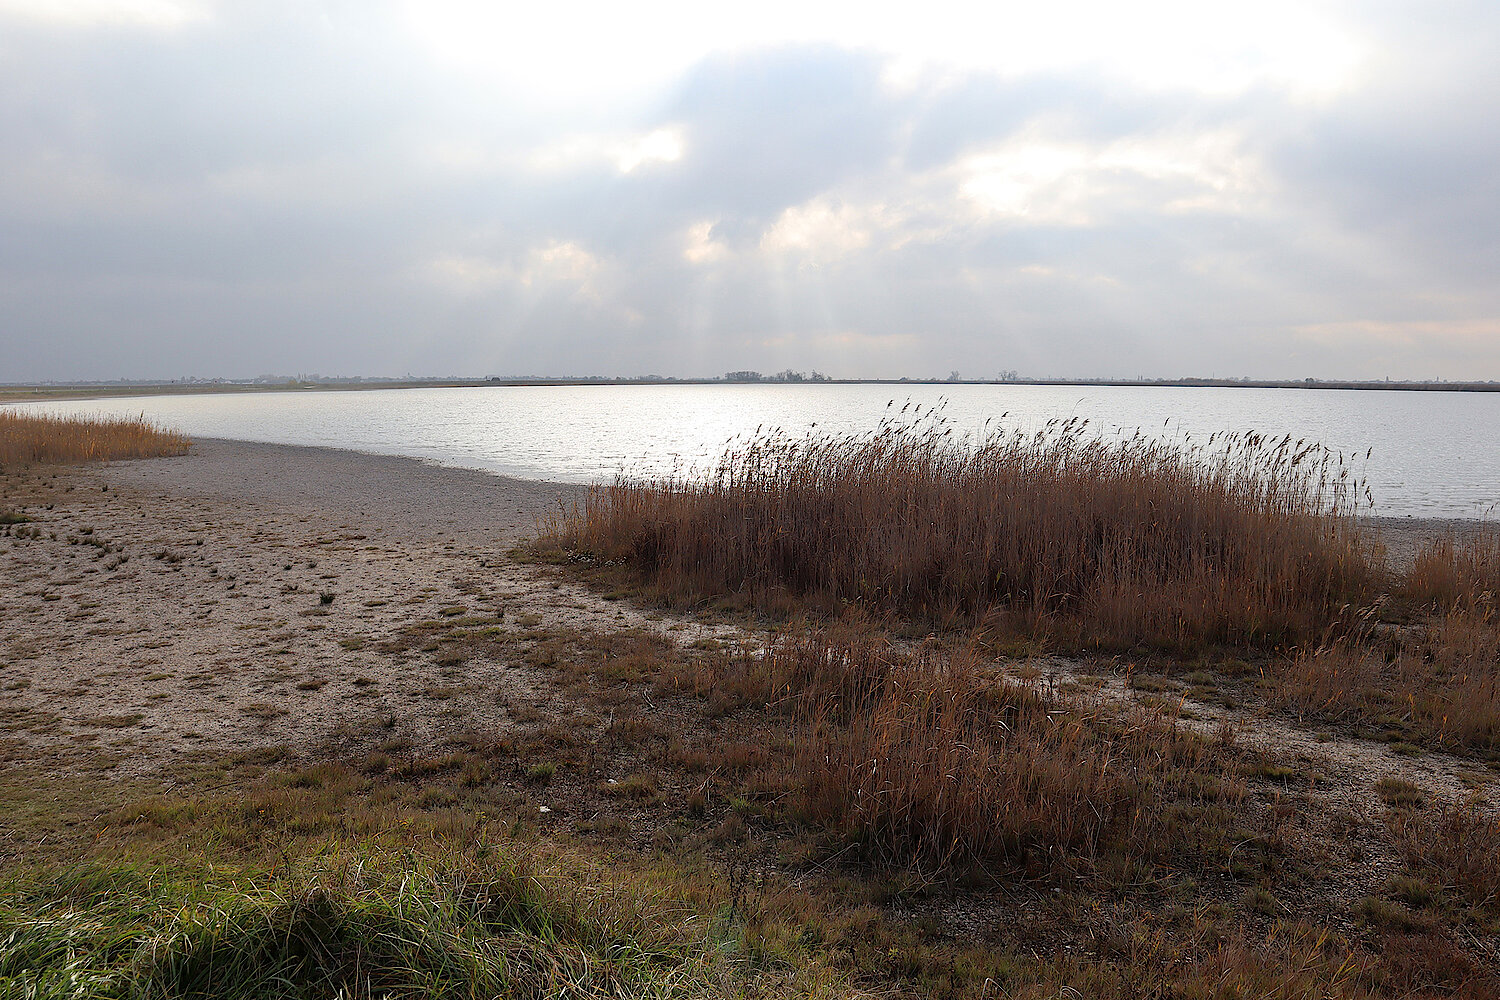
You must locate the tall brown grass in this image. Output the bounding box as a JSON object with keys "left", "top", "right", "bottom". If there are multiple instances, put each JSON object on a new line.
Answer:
{"left": 1388, "top": 798, "right": 1500, "bottom": 915}
{"left": 1274, "top": 609, "right": 1500, "bottom": 751}
{"left": 0, "top": 409, "right": 190, "bottom": 466}
{"left": 668, "top": 629, "right": 1241, "bottom": 870}
{"left": 553, "top": 409, "right": 1377, "bottom": 649}
{"left": 1404, "top": 530, "right": 1500, "bottom": 610}
{"left": 1273, "top": 530, "right": 1500, "bottom": 751}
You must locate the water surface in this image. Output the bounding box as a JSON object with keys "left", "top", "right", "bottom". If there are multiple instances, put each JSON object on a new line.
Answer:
{"left": 14, "top": 384, "right": 1500, "bottom": 518}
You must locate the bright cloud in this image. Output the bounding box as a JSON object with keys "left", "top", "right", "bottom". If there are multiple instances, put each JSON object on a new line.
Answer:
{"left": 760, "top": 198, "right": 883, "bottom": 260}
{"left": 959, "top": 128, "right": 1266, "bottom": 224}
{"left": 0, "top": 0, "right": 204, "bottom": 27}
{"left": 0, "top": 1, "right": 1495, "bottom": 381}
{"left": 397, "top": 0, "right": 1366, "bottom": 105}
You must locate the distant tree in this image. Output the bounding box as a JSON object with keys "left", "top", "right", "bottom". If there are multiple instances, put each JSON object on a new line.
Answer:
{"left": 948, "top": 370, "right": 962, "bottom": 381}
{"left": 809, "top": 370, "right": 830, "bottom": 382}
{"left": 775, "top": 369, "right": 806, "bottom": 382}
{"left": 724, "top": 370, "right": 764, "bottom": 382}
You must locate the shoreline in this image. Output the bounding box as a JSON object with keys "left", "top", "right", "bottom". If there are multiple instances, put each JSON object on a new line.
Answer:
{"left": 105, "top": 436, "right": 587, "bottom": 546}
{"left": 161, "top": 436, "right": 1500, "bottom": 543}
{"left": 1, "top": 438, "right": 1486, "bottom": 776}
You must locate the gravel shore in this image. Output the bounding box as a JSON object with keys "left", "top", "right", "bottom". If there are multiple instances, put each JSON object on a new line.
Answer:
{"left": 101, "top": 437, "right": 586, "bottom": 547}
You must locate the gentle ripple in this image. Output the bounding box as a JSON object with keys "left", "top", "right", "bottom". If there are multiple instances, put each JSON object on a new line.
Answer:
{"left": 12, "top": 383, "right": 1500, "bottom": 519}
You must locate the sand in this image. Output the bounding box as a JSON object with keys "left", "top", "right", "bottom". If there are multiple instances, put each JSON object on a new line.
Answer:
{"left": 0, "top": 439, "right": 740, "bottom": 781}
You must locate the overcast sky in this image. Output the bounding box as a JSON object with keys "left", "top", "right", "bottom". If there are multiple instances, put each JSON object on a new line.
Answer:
{"left": 2, "top": 0, "right": 1496, "bottom": 381}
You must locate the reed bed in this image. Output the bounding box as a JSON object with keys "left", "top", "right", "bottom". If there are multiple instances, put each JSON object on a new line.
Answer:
{"left": 0, "top": 409, "right": 191, "bottom": 466}
{"left": 1403, "top": 529, "right": 1500, "bottom": 610}
{"left": 555, "top": 408, "right": 1377, "bottom": 649}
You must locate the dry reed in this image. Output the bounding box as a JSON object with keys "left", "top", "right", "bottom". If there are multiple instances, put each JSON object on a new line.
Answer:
{"left": 1274, "top": 608, "right": 1500, "bottom": 750}
{"left": 1388, "top": 798, "right": 1500, "bottom": 913}
{"left": 1403, "top": 530, "right": 1500, "bottom": 610}
{"left": 679, "top": 629, "right": 1236, "bottom": 870}
{"left": 553, "top": 407, "right": 1377, "bottom": 649}
{"left": 1273, "top": 528, "right": 1500, "bottom": 751}
{"left": 0, "top": 409, "right": 190, "bottom": 466}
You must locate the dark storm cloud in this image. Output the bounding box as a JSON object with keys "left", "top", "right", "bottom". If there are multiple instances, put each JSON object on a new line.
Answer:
{"left": 1, "top": 3, "right": 1498, "bottom": 380}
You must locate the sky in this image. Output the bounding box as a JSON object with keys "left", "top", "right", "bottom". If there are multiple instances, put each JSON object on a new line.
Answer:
{"left": 1, "top": 0, "right": 1497, "bottom": 381}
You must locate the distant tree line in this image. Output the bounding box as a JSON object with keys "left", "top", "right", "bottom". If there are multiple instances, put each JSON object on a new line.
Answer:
{"left": 722, "top": 370, "right": 832, "bottom": 383}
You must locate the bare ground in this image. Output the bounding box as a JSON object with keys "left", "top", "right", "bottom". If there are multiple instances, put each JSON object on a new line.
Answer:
{"left": 0, "top": 440, "right": 740, "bottom": 785}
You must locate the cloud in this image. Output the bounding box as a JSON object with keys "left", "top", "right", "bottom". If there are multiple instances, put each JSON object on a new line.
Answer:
{"left": 1, "top": 3, "right": 1498, "bottom": 381}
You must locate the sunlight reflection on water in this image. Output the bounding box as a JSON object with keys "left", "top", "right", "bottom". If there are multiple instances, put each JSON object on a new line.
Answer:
{"left": 15, "top": 383, "right": 1500, "bottom": 519}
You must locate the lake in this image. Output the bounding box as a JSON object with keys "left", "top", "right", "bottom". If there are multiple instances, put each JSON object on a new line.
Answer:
{"left": 11, "top": 383, "right": 1500, "bottom": 519}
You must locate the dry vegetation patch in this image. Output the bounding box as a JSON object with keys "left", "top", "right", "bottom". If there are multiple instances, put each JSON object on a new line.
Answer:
{"left": 547, "top": 411, "right": 1376, "bottom": 649}
{"left": 0, "top": 409, "right": 190, "bottom": 466}
{"left": 1272, "top": 531, "right": 1500, "bottom": 754}
{"left": 544, "top": 417, "right": 1500, "bottom": 760}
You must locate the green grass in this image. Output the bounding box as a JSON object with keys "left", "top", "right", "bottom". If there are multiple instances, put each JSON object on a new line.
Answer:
{"left": 0, "top": 856, "right": 704, "bottom": 999}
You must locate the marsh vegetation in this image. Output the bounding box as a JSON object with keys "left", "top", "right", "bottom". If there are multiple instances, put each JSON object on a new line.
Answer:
{"left": 0, "top": 409, "right": 190, "bottom": 467}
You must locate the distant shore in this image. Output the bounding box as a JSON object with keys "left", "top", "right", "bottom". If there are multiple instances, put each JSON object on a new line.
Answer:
{"left": 5, "top": 374, "right": 1500, "bottom": 404}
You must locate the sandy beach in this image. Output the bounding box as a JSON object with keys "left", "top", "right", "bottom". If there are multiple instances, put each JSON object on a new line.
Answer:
{"left": 0, "top": 439, "right": 743, "bottom": 784}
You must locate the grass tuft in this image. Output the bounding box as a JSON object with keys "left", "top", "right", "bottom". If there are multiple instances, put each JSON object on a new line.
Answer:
{"left": 0, "top": 856, "right": 697, "bottom": 999}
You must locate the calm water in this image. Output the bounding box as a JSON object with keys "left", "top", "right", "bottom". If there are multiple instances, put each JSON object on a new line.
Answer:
{"left": 12, "top": 384, "right": 1500, "bottom": 518}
